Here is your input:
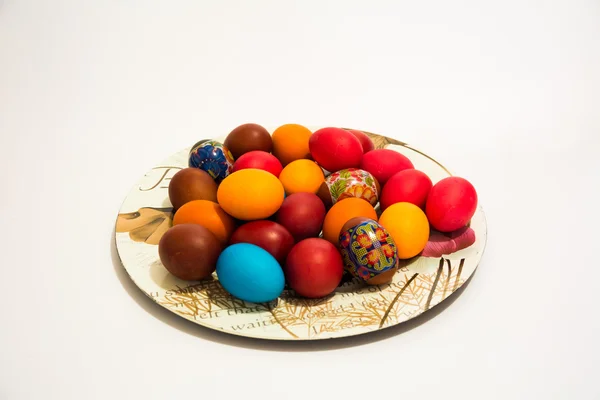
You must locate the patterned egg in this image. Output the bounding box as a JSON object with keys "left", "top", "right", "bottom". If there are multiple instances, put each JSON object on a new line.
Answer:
{"left": 317, "top": 168, "right": 380, "bottom": 208}
{"left": 338, "top": 217, "right": 398, "bottom": 285}
{"left": 188, "top": 140, "right": 235, "bottom": 183}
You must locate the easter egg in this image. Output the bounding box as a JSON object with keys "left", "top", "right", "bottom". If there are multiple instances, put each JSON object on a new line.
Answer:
{"left": 317, "top": 168, "right": 380, "bottom": 208}
{"left": 217, "top": 169, "right": 285, "bottom": 220}
{"left": 173, "top": 200, "right": 236, "bottom": 244}
{"left": 188, "top": 140, "right": 235, "bottom": 183}
{"left": 379, "top": 202, "right": 429, "bottom": 259}
{"left": 229, "top": 220, "right": 295, "bottom": 264}
{"left": 158, "top": 224, "right": 223, "bottom": 281}
{"left": 284, "top": 238, "right": 344, "bottom": 298}
{"left": 216, "top": 243, "right": 285, "bottom": 303}
{"left": 339, "top": 217, "right": 398, "bottom": 285}
{"left": 322, "top": 198, "right": 377, "bottom": 244}
{"left": 168, "top": 167, "right": 218, "bottom": 210}
{"left": 380, "top": 169, "right": 432, "bottom": 211}
{"left": 360, "top": 149, "right": 414, "bottom": 186}
{"left": 346, "top": 129, "right": 375, "bottom": 153}
{"left": 272, "top": 124, "right": 313, "bottom": 166}
{"left": 279, "top": 159, "right": 324, "bottom": 194}
{"left": 224, "top": 123, "right": 272, "bottom": 159}
{"left": 426, "top": 177, "right": 478, "bottom": 232}
{"left": 309, "top": 127, "right": 363, "bottom": 172}
{"left": 231, "top": 151, "right": 283, "bottom": 177}
{"left": 276, "top": 192, "right": 326, "bottom": 241}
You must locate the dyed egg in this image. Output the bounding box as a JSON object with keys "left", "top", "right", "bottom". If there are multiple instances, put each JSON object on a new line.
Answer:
{"left": 379, "top": 202, "right": 429, "bottom": 259}
{"left": 188, "top": 140, "right": 235, "bottom": 183}
{"left": 272, "top": 124, "right": 313, "bottom": 166}
{"left": 380, "top": 169, "right": 432, "bottom": 211}
{"left": 317, "top": 168, "right": 380, "bottom": 208}
{"left": 168, "top": 167, "right": 218, "bottom": 210}
{"left": 224, "top": 123, "right": 272, "bottom": 159}
{"left": 217, "top": 169, "right": 285, "bottom": 220}
{"left": 322, "top": 198, "right": 377, "bottom": 244}
{"left": 360, "top": 149, "right": 414, "bottom": 186}
{"left": 276, "top": 192, "right": 326, "bottom": 241}
{"left": 426, "top": 177, "right": 478, "bottom": 232}
{"left": 231, "top": 151, "right": 283, "bottom": 177}
{"left": 309, "top": 127, "right": 363, "bottom": 172}
{"left": 279, "top": 159, "right": 324, "bottom": 194}
{"left": 346, "top": 129, "right": 375, "bottom": 153}
{"left": 284, "top": 238, "right": 344, "bottom": 298}
{"left": 339, "top": 217, "right": 398, "bottom": 285}
{"left": 173, "top": 200, "right": 236, "bottom": 244}
{"left": 229, "top": 220, "right": 295, "bottom": 265}
{"left": 158, "top": 224, "right": 223, "bottom": 281}
{"left": 216, "top": 243, "right": 285, "bottom": 303}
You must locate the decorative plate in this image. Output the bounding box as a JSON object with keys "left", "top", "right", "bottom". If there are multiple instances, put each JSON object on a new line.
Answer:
{"left": 114, "top": 128, "right": 487, "bottom": 340}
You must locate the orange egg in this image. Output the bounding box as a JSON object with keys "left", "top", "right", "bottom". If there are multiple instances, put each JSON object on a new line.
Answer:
{"left": 272, "top": 124, "right": 313, "bottom": 166}
{"left": 279, "top": 159, "right": 324, "bottom": 195}
{"left": 217, "top": 168, "right": 285, "bottom": 220}
{"left": 173, "top": 200, "right": 236, "bottom": 244}
{"left": 322, "top": 198, "right": 377, "bottom": 244}
{"left": 379, "top": 202, "right": 430, "bottom": 259}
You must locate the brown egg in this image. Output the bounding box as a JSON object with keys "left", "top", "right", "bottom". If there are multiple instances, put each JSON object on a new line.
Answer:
{"left": 158, "top": 224, "right": 223, "bottom": 281}
{"left": 224, "top": 123, "right": 273, "bottom": 159}
{"left": 168, "top": 168, "right": 218, "bottom": 210}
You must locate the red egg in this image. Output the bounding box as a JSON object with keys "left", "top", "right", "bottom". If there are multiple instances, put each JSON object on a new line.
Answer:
{"left": 380, "top": 169, "right": 432, "bottom": 211}
{"left": 346, "top": 129, "right": 374, "bottom": 153}
{"left": 360, "top": 149, "right": 414, "bottom": 186}
{"left": 284, "top": 238, "right": 344, "bottom": 298}
{"left": 426, "top": 177, "right": 478, "bottom": 232}
{"left": 309, "top": 127, "right": 363, "bottom": 172}
{"left": 231, "top": 151, "right": 283, "bottom": 177}
{"left": 229, "top": 220, "right": 295, "bottom": 264}
{"left": 276, "top": 192, "right": 326, "bottom": 241}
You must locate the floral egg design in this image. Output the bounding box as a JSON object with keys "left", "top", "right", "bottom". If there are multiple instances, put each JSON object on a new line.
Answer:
{"left": 188, "top": 140, "right": 235, "bottom": 183}
{"left": 317, "top": 168, "right": 380, "bottom": 208}
{"left": 338, "top": 217, "right": 399, "bottom": 285}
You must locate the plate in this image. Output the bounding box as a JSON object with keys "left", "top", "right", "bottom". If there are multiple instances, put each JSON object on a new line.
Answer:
{"left": 114, "top": 128, "right": 487, "bottom": 340}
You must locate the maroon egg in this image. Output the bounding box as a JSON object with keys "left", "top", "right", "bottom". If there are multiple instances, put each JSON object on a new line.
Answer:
{"left": 360, "top": 149, "right": 414, "bottom": 186}
{"left": 168, "top": 168, "right": 218, "bottom": 210}
{"left": 346, "top": 129, "right": 375, "bottom": 153}
{"left": 224, "top": 123, "right": 273, "bottom": 159}
{"left": 276, "top": 192, "right": 326, "bottom": 241}
{"left": 158, "top": 224, "right": 223, "bottom": 281}
{"left": 229, "top": 220, "right": 295, "bottom": 264}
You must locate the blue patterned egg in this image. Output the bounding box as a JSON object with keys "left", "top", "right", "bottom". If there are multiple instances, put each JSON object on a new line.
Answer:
{"left": 188, "top": 140, "right": 235, "bottom": 183}
{"left": 338, "top": 217, "right": 399, "bottom": 285}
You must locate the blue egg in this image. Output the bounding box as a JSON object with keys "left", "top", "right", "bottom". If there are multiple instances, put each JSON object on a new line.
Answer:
{"left": 216, "top": 243, "right": 285, "bottom": 303}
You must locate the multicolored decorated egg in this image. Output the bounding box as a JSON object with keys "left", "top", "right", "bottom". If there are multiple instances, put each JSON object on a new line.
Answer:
{"left": 188, "top": 140, "right": 235, "bottom": 183}
{"left": 339, "top": 217, "right": 398, "bottom": 285}
{"left": 317, "top": 168, "right": 380, "bottom": 208}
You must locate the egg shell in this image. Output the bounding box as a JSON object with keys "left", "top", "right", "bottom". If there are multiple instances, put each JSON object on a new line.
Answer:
{"left": 172, "top": 200, "right": 236, "bottom": 244}
{"left": 379, "top": 202, "right": 430, "bottom": 259}
{"left": 339, "top": 217, "right": 398, "bottom": 285}
{"left": 279, "top": 159, "right": 324, "bottom": 194}
{"left": 317, "top": 168, "right": 380, "bottom": 208}
{"left": 229, "top": 220, "right": 295, "bottom": 265}
{"left": 322, "top": 198, "right": 378, "bottom": 244}
{"left": 158, "top": 224, "right": 223, "bottom": 281}
{"left": 309, "top": 127, "right": 363, "bottom": 172}
{"left": 217, "top": 168, "right": 285, "bottom": 220}
{"left": 284, "top": 238, "right": 344, "bottom": 298}
{"left": 346, "top": 129, "right": 375, "bottom": 153}
{"left": 276, "top": 192, "right": 326, "bottom": 241}
{"left": 224, "top": 123, "right": 273, "bottom": 159}
{"left": 168, "top": 168, "right": 218, "bottom": 210}
{"left": 231, "top": 151, "right": 283, "bottom": 177}
{"left": 426, "top": 177, "right": 478, "bottom": 232}
{"left": 360, "top": 149, "right": 414, "bottom": 186}
{"left": 272, "top": 124, "right": 313, "bottom": 166}
{"left": 188, "top": 140, "right": 235, "bottom": 183}
{"left": 216, "top": 243, "right": 285, "bottom": 303}
{"left": 380, "top": 169, "right": 432, "bottom": 211}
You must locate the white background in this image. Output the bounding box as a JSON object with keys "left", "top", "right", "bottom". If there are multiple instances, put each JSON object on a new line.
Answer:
{"left": 1, "top": 1, "right": 599, "bottom": 399}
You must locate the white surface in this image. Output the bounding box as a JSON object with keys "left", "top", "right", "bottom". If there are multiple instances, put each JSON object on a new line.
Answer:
{"left": 1, "top": 0, "right": 599, "bottom": 399}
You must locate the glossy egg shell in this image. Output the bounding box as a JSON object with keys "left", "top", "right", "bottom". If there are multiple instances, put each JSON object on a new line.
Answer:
{"left": 426, "top": 177, "right": 478, "bottom": 232}
{"left": 379, "top": 202, "right": 430, "bottom": 259}
{"left": 380, "top": 169, "right": 432, "bottom": 211}
{"left": 231, "top": 150, "right": 283, "bottom": 177}
{"left": 216, "top": 243, "right": 285, "bottom": 303}
{"left": 188, "top": 140, "right": 235, "bottom": 183}
{"left": 317, "top": 168, "right": 380, "bottom": 208}
{"left": 346, "top": 129, "right": 375, "bottom": 153}
{"left": 229, "top": 220, "right": 295, "bottom": 264}
{"left": 172, "top": 200, "right": 236, "bottom": 244}
{"left": 309, "top": 127, "right": 363, "bottom": 172}
{"left": 224, "top": 123, "right": 273, "bottom": 159}
{"left": 272, "top": 124, "right": 313, "bottom": 166}
{"left": 322, "top": 198, "right": 377, "bottom": 244}
{"left": 168, "top": 167, "right": 218, "bottom": 210}
{"left": 278, "top": 159, "right": 324, "bottom": 194}
{"left": 276, "top": 192, "right": 326, "bottom": 241}
{"left": 360, "top": 149, "right": 414, "bottom": 186}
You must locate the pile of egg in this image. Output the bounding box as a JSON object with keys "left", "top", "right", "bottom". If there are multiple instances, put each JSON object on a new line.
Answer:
{"left": 159, "top": 124, "right": 478, "bottom": 303}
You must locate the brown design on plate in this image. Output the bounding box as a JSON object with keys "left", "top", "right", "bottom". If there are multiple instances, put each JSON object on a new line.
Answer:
{"left": 116, "top": 207, "right": 173, "bottom": 245}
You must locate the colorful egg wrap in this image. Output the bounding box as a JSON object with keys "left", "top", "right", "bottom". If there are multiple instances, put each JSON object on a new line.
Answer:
{"left": 326, "top": 168, "right": 378, "bottom": 206}
{"left": 339, "top": 220, "right": 398, "bottom": 282}
{"left": 189, "top": 140, "right": 235, "bottom": 182}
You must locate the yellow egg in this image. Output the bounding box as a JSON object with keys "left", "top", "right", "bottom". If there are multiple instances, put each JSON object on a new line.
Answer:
{"left": 217, "top": 169, "right": 285, "bottom": 220}
{"left": 378, "top": 202, "right": 430, "bottom": 259}
{"left": 279, "top": 159, "right": 324, "bottom": 194}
